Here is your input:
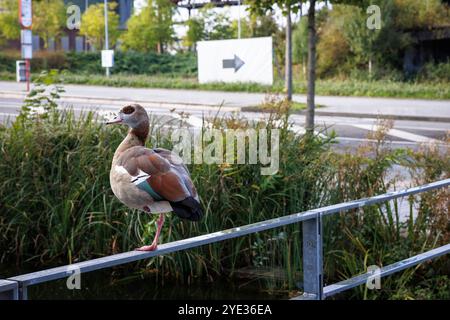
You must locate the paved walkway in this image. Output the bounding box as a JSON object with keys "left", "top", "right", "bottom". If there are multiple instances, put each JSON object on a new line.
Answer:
{"left": 1, "top": 81, "right": 449, "bottom": 121}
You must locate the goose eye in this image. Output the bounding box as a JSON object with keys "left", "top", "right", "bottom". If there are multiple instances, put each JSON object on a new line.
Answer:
{"left": 122, "top": 106, "right": 135, "bottom": 114}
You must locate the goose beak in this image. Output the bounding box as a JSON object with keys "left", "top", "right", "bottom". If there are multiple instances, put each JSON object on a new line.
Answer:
{"left": 106, "top": 114, "right": 123, "bottom": 125}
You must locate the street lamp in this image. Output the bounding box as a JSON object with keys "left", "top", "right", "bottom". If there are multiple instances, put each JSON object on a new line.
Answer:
{"left": 238, "top": 0, "right": 241, "bottom": 39}
{"left": 104, "top": 0, "right": 109, "bottom": 77}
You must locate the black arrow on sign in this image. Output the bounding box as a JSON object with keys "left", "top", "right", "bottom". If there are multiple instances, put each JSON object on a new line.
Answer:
{"left": 222, "top": 55, "right": 245, "bottom": 72}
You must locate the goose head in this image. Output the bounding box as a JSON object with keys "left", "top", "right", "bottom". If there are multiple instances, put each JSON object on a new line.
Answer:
{"left": 106, "top": 104, "right": 149, "bottom": 128}
{"left": 106, "top": 104, "right": 150, "bottom": 144}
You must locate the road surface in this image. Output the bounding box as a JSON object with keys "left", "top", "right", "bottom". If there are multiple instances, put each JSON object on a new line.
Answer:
{"left": 1, "top": 81, "right": 450, "bottom": 121}
{"left": 0, "top": 96, "right": 448, "bottom": 151}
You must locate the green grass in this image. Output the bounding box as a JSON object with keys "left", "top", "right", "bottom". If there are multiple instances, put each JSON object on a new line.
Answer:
{"left": 1, "top": 71, "right": 449, "bottom": 99}
{"left": 243, "top": 101, "right": 326, "bottom": 113}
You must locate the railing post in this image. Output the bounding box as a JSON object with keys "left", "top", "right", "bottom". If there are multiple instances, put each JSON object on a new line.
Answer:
{"left": 0, "top": 280, "right": 19, "bottom": 300}
{"left": 301, "top": 213, "right": 323, "bottom": 300}
{"left": 19, "top": 284, "right": 28, "bottom": 300}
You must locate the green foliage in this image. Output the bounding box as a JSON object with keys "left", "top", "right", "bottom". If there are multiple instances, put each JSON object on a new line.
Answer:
{"left": 292, "top": 17, "right": 308, "bottom": 65}
{"left": 0, "top": 0, "right": 20, "bottom": 44}
{"left": 80, "top": 1, "right": 120, "bottom": 50}
{"left": 0, "top": 51, "right": 197, "bottom": 76}
{"left": 32, "top": 0, "right": 66, "bottom": 49}
{"left": 198, "top": 4, "right": 235, "bottom": 40}
{"left": 231, "top": 12, "right": 279, "bottom": 38}
{"left": 417, "top": 61, "right": 450, "bottom": 83}
{"left": 246, "top": 0, "right": 304, "bottom": 16}
{"left": 18, "top": 70, "right": 65, "bottom": 120}
{"left": 315, "top": 0, "right": 450, "bottom": 77}
{"left": 183, "top": 17, "right": 205, "bottom": 50}
{"left": 394, "top": 0, "right": 449, "bottom": 29}
{"left": 121, "top": 0, "right": 174, "bottom": 53}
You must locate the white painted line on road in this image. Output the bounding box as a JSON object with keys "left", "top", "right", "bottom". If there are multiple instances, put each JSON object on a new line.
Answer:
{"left": 290, "top": 124, "right": 327, "bottom": 138}
{"left": 352, "top": 124, "right": 439, "bottom": 143}
{"left": 335, "top": 136, "right": 427, "bottom": 146}
{"left": 393, "top": 125, "right": 450, "bottom": 132}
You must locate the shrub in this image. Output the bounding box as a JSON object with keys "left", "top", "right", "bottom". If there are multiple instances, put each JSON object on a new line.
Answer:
{"left": 417, "top": 61, "right": 450, "bottom": 83}
{"left": 0, "top": 51, "right": 197, "bottom": 76}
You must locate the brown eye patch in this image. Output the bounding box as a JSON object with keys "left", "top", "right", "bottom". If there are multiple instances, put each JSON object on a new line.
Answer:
{"left": 122, "top": 106, "right": 135, "bottom": 114}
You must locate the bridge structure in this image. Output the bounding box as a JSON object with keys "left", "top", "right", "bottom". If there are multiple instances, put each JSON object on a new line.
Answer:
{"left": 0, "top": 179, "right": 449, "bottom": 300}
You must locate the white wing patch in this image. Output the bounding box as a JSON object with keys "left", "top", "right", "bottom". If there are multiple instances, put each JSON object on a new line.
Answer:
{"left": 114, "top": 165, "right": 129, "bottom": 175}
{"left": 115, "top": 166, "right": 151, "bottom": 186}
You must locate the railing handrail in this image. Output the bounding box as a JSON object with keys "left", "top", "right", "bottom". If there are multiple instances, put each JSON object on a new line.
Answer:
{"left": 2, "top": 178, "right": 449, "bottom": 300}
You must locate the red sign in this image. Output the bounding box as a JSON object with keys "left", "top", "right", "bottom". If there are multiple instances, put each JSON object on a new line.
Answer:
{"left": 19, "top": 0, "right": 32, "bottom": 28}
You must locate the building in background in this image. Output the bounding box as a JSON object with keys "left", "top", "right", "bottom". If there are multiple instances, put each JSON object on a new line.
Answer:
{"left": 58, "top": 0, "right": 134, "bottom": 52}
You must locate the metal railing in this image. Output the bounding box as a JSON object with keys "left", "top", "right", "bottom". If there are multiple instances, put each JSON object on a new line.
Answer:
{"left": 1, "top": 179, "right": 449, "bottom": 300}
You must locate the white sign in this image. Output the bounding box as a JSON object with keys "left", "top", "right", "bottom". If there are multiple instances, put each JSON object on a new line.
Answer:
{"left": 16, "top": 60, "right": 27, "bottom": 82}
{"left": 21, "top": 45, "right": 32, "bottom": 59}
{"left": 21, "top": 30, "right": 32, "bottom": 45}
{"left": 197, "top": 37, "right": 273, "bottom": 85}
{"left": 20, "top": 0, "right": 32, "bottom": 28}
{"left": 20, "top": 30, "right": 32, "bottom": 59}
{"left": 101, "top": 50, "right": 114, "bottom": 68}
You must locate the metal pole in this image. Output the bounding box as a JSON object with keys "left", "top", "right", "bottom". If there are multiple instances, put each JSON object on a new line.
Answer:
{"left": 104, "top": 0, "right": 109, "bottom": 77}
{"left": 285, "top": 6, "right": 292, "bottom": 101}
{"left": 19, "top": 284, "right": 28, "bottom": 300}
{"left": 301, "top": 214, "right": 323, "bottom": 300}
{"left": 238, "top": 0, "right": 241, "bottom": 39}
{"left": 25, "top": 59, "right": 30, "bottom": 92}
{"left": 85, "top": 0, "right": 89, "bottom": 51}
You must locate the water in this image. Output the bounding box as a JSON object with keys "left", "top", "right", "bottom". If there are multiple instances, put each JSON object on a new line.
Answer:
{"left": 1, "top": 265, "right": 286, "bottom": 300}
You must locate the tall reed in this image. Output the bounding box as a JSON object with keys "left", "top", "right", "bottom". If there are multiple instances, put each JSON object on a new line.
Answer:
{"left": 0, "top": 79, "right": 448, "bottom": 299}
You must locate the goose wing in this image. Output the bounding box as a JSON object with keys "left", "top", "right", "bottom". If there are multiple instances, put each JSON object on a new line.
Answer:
{"left": 117, "top": 146, "right": 198, "bottom": 202}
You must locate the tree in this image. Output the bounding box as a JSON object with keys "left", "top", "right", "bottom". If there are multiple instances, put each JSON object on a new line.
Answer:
{"left": 315, "top": 0, "right": 447, "bottom": 77}
{"left": 305, "top": 0, "right": 317, "bottom": 132}
{"left": 249, "top": 0, "right": 368, "bottom": 132}
{"left": 248, "top": 0, "right": 316, "bottom": 130}
{"left": 80, "top": 2, "right": 120, "bottom": 51}
{"left": 0, "top": 0, "right": 20, "bottom": 45}
{"left": 248, "top": 1, "right": 300, "bottom": 102}
{"left": 121, "top": 0, "right": 174, "bottom": 53}
{"left": 293, "top": 15, "right": 308, "bottom": 77}
{"left": 199, "top": 4, "right": 235, "bottom": 40}
{"left": 32, "top": 0, "right": 66, "bottom": 49}
{"left": 231, "top": 12, "right": 279, "bottom": 38}
{"left": 285, "top": 5, "right": 292, "bottom": 100}
{"left": 183, "top": 17, "right": 205, "bottom": 51}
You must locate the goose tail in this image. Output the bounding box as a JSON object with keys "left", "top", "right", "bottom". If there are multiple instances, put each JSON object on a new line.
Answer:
{"left": 170, "top": 197, "right": 203, "bottom": 221}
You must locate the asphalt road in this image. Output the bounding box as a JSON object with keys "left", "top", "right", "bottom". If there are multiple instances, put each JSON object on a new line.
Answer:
{"left": 1, "top": 96, "right": 448, "bottom": 152}
{"left": 1, "top": 81, "right": 450, "bottom": 120}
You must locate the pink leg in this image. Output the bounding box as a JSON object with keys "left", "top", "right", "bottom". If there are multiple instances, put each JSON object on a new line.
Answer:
{"left": 136, "top": 213, "right": 165, "bottom": 251}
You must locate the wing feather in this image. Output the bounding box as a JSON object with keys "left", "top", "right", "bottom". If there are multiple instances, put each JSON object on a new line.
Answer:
{"left": 117, "top": 147, "right": 198, "bottom": 202}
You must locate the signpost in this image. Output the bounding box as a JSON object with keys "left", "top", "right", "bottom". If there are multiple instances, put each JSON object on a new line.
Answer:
{"left": 19, "top": 0, "right": 32, "bottom": 28}
{"left": 103, "top": 0, "right": 111, "bottom": 76}
{"left": 19, "top": 0, "right": 32, "bottom": 91}
{"left": 101, "top": 50, "right": 114, "bottom": 69}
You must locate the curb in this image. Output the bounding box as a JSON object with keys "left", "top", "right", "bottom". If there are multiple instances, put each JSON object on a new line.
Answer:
{"left": 304, "top": 110, "right": 450, "bottom": 123}
{"left": 241, "top": 107, "right": 450, "bottom": 123}
{"left": 0, "top": 91, "right": 240, "bottom": 113}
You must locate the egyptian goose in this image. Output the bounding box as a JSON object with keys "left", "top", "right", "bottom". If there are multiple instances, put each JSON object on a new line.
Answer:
{"left": 106, "top": 104, "right": 203, "bottom": 251}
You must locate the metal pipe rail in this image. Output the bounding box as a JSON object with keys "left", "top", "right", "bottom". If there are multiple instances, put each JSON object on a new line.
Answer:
{"left": 1, "top": 178, "right": 449, "bottom": 300}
